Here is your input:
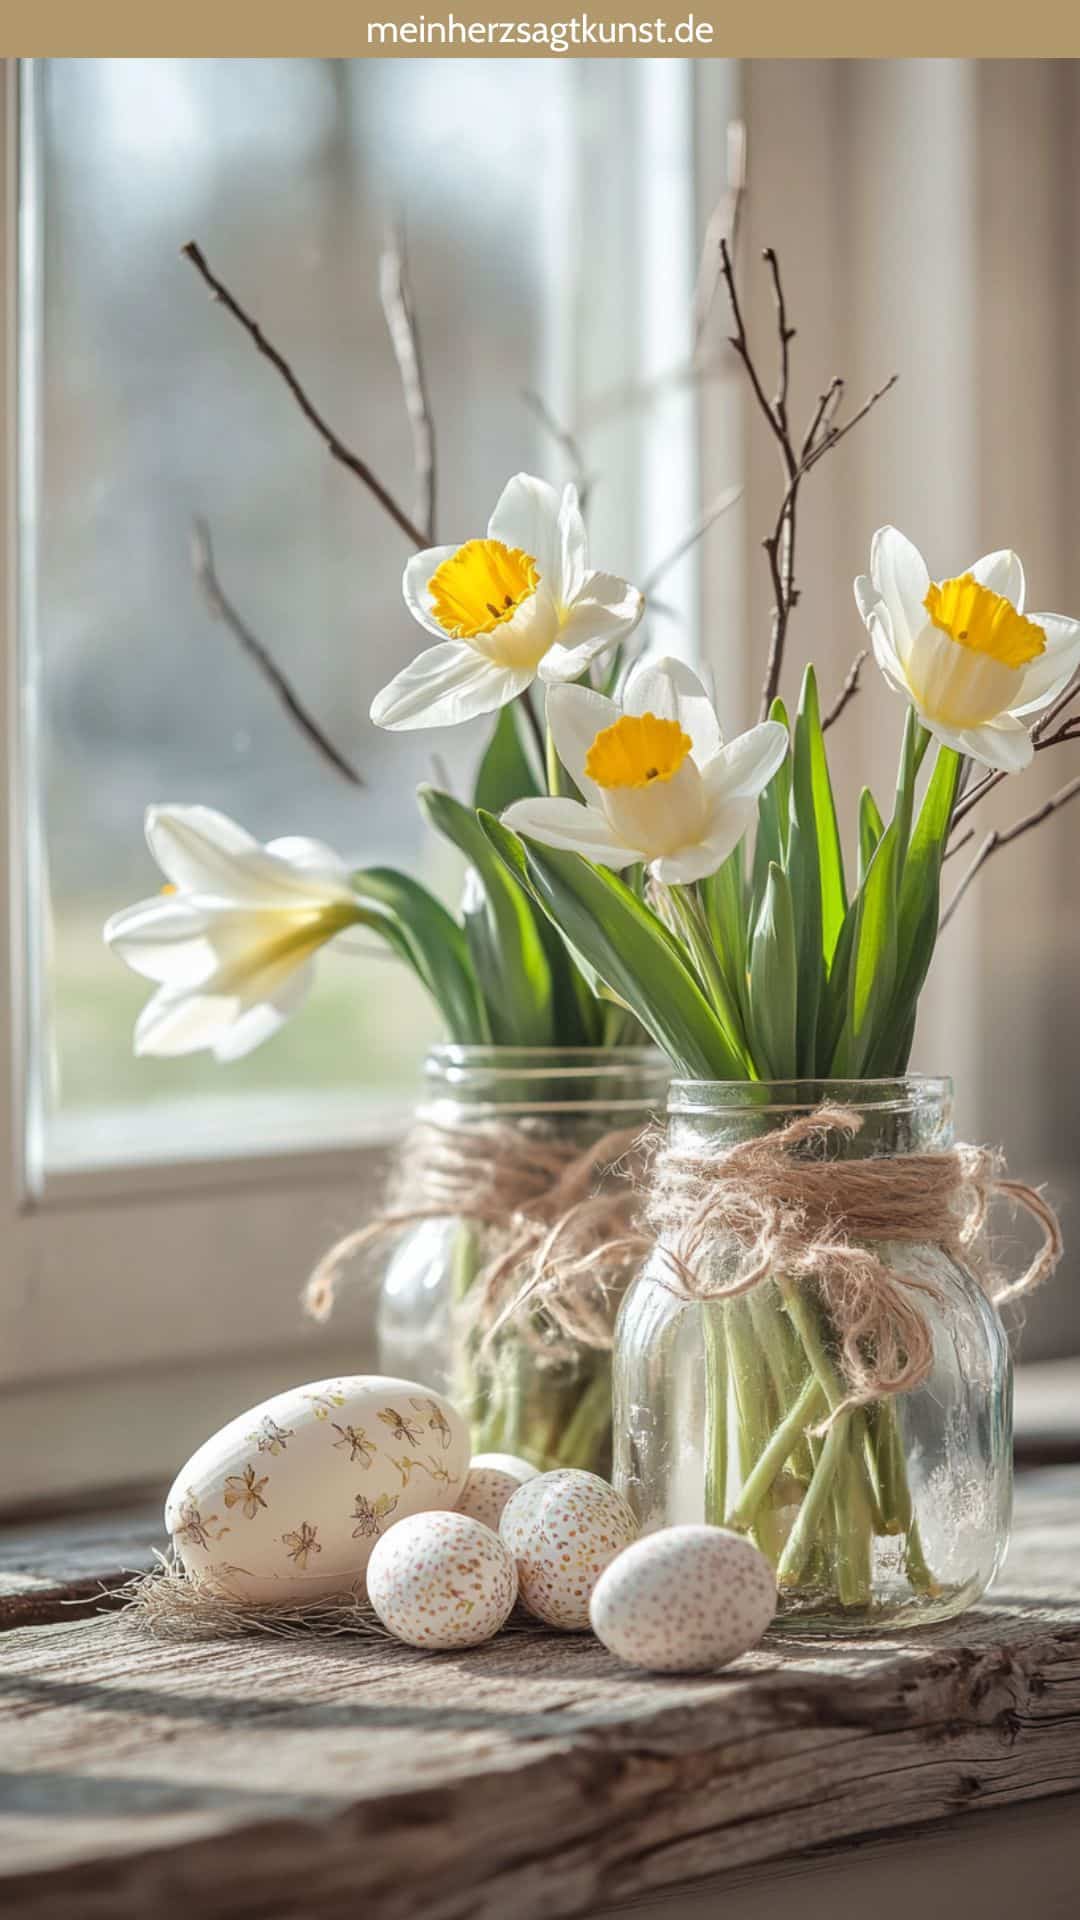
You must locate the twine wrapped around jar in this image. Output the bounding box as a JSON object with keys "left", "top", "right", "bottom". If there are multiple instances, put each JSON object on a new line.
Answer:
{"left": 642, "top": 1103, "right": 1062, "bottom": 1415}
{"left": 304, "top": 1117, "right": 651, "bottom": 1359}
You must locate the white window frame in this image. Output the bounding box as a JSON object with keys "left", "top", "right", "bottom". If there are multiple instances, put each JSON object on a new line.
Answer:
{"left": 0, "top": 56, "right": 707, "bottom": 1508}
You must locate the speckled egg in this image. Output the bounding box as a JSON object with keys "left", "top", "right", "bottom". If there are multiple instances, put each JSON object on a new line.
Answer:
{"left": 367, "top": 1509, "right": 517, "bottom": 1649}
{"left": 456, "top": 1452, "right": 539, "bottom": 1531}
{"left": 589, "top": 1525, "right": 777, "bottom": 1672}
{"left": 164, "top": 1375, "right": 468, "bottom": 1604}
{"left": 499, "top": 1469, "right": 638, "bottom": 1630}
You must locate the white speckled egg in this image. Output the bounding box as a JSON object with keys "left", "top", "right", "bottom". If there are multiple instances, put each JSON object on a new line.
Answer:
{"left": 590, "top": 1525, "right": 776, "bottom": 1672}
{"left": 367, "top": 1510, "right": 517, "bottom": 1649}
{"left": 164, "top": 1376, "right": 468, "bottom": 1604}
{"left": 499, "top": 1469, "right": 638, "bottom": 1630}
{"left": 456, "top": 1452, "right": 539, "bottom": 1531}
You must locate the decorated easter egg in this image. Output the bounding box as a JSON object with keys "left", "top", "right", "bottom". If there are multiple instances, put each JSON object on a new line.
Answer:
{"left": 164, "top": 1375, "right": 468, "bottom": 1603}
{"left": 367, "top": 1509, "right": 517, "bottom": 1649}
{"left": 456, "top": 1452, "right": 539, "bottom": 1531}
{"left": 589, "top": 1525, "right": 776, "bottom": 1672}
{"left": 499, "top": 1468, "right": 637, "bottom": 1630}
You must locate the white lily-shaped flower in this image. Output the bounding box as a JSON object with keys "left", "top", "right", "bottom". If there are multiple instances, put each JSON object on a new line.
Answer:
{"left": 104, "top": 806, "right": 360, "bottom": 1060}
{"left": 502, "top": 656, "right": 788, "bottom": 886}
{"left": 370, "top": 473, "right": 644, "bottom": 731}
{"left": 855, "top": 527, "right": 1080, "bottom": 772}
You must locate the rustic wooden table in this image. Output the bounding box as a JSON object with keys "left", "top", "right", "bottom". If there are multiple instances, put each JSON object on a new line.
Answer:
{"left": 1, "top": 1460, "right": 1078, "bottom": 1919}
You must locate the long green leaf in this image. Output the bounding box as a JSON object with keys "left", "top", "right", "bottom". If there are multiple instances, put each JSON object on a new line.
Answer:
{"left": 473, "top": 700, "right": 542, "bottom": 814}
{"left": 418, "top": 786, "right": 555, "bottom": 1046}
{"left": 350, "top": 866, "right": 489, "bottom": 1043}
{"left": 751, "top": 696, "right": 791, "bottom": 918}
{"left": 829, "top": 824, "right": 899, "bottom": 1077}
{"left": 868, "top": 745, "right": 962, "bottom": 1072}
{"left": 786, "top": 674, "right": 825, "bottom": 1075}
{"left": 496, "top": 829, "right": 747, "bottom": 1078}
{"left": 858, "top": 787, "right": 884, "bottom": 889}
{"left": 748, "top": 863, "right": 799, "bottom": 1079}
{"left": 801, "top": 666, "right": 848, "bottom": 963}
{"left": 702, "top": 844, "right": 749, "bottom": 1023}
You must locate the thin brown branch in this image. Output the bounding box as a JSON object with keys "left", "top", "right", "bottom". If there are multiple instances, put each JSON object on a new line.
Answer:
{"left": 1033, "top": 669, "right": 1080, "bottom": 742}
{"left": 379, "top": 222, "right": 437, "bottom": 544}
{"left": 950, "top": 685, "right": 1080, "bottom": 835}
{"left": 821, "top": 650, "right": 869, "bottom": 731}
{"left": 763, "top": 247, "right": 794, "bottom": 439}
{"left": 182, "top": 240, "right": 427, "bottom": 551}
{"left": 939, "top": 772, "right": 1080, "bottom": 931}
{"left": 641, "top": 484, "right": 742, "bottom": 596}
{"left": 190, "top": 519, "right": 362, "bottom": 789}
{"left": 943, "top": 824, "right": 975, "bottom": 860}
{"left": 521, "top": 390, "right": 593, "bottom": 515}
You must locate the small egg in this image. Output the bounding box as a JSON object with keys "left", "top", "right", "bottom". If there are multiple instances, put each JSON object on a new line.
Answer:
{"left": 456, "top": 1452, "right": 539, "bottom": 1531}
{"left": 500, "top": 1469, "right": 637, "bottom": 1630}
{"left": 589, "top": 1525, "right": 776, "bottom": 1672}
{"left": 367, "top": 1510, "right": 517, "bottom": 1650}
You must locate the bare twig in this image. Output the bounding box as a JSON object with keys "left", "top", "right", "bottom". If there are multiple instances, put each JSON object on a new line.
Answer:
{"left": 940, "top": 772, "right": 1080, "bottom": 931}
{"left": 190, "top": 520, "right": 363, "bottom": 788}
{"left": 521, "top": 389, "right": 593, "bottom": 514}
{"left": 182, "top": 241, "right": 427, "bottom": 551}
{"left": 717, "top": 239, "right": 897, "bottom": 719}
{"left": 943, "top": 824, "right": 975, "bottom": 860}
{"left": 821, "top": 650, "right": 869, "bottom": 731}
{"left": 641, "top": 484, "right": 743, "bottom": 596}
{"left": 379, "top": 223, "right": 437, "bottom": 544}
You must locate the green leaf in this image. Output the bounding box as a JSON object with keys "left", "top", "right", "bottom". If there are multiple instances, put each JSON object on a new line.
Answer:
{"left": 786, "top": 674, "right": 826, "bottom": 1075}
{"left": 751, "top": 697, "right": 791, "bottom": 918}
{"left": 801, "top": 666, "right": 848, "bottom": 963}
{"left": 829, "top": 824, "right": 900, "bottom": 1077}
{"left": 417, "top": 786, "right": 555, "bottom": 1047}
{"left": 473, "top": 700, "right": 543, "bottom": 814}
{"left": 498, "top": 829, "right": 748, "bottom": 1079}
{"left": 702, "top": 843, "right": 749, "bottom": 1023}
{"left": 858, "top": 787, "right": 885, "bottom": 889}
{"left": 868, "top": 744, "right": 962, "bottom": 1072}
{"left": 349, "top": 866, "right": 489, "bottom": 1044}
{"left": 748, "top": 863, "right": 799, "bottom": 1079}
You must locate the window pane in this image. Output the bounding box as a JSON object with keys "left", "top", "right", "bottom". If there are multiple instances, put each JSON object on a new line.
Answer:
{"left": 24, "top": 57, "right": 697, "bottom": 1171}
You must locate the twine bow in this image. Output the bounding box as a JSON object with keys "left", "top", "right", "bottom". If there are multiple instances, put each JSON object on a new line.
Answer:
{"left": 644, "top": 1103, "right": 1063, "bottom": 1413}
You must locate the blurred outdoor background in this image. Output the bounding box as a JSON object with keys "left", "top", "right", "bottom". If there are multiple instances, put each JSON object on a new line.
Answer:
{"left": 25, "top": 57, "right": 1080, "bottom": 1356}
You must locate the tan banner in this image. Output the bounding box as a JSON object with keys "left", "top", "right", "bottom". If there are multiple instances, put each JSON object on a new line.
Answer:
{"left": 3, "top": 3, "right": 1080, "bottom": 57}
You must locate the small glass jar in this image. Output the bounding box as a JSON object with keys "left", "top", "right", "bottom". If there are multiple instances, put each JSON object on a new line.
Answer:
{"left": 613, "top": 1078, "right": 1012, "bottom": 1633}
{"left": 377, "top": 1046, "right": 670, "bottom": 1476}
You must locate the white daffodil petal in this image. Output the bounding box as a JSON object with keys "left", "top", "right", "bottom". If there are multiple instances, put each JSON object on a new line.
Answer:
{"left": 212, "top": 963, "right": 315, "bottom": 1062}
{"left": 1010, "top": 613, "right": 1080, "bottom": 716}
{"left": 622, "top": 655, "right": 722, "bottom": 765}
{"left": 905, "top": 625, "right": 1022, "bottom": 732}
{"left": 539, "top": 633, "right": 619, "bottom": 684}
{"left": 487, "top": 473, "right": 563, "bottom": 588}
{"left": 650, "top": 796, "right": 757, "bottom": 886}
{"left": 370, "top": 642, "right": 530, "bottom": 731}
{"left": 705, "top": 720, "right": 789, "bottom": 804}
{"left": 134, "top": 986, "right": 242, "bottom": 1058}
{"left": 854, "top": 573, "right": 883, "bottom": 626}
{"left": 545, "top": 683, "right": 618, "bottom": 800}
{"left": 263, "top": 837, "right": 354, "bottom": 893}
{"left": 104, "top": 897, "right": 217, "bottom": 987}
{"left": 867, "top": 607, "right": 909, "bottom": 695}
{"left": 502, "top": 797, "right": 639, "bottom": 868}
{"left": 474, "top": 580, "right": 559, "bottom": 670}
{"left": 927, "top": 715, "right": 1035, "bottom": 773}
{"left": 558, "top": 483, "right": 588, "bottom": 602}
{"left": 536, "top": 572, "right": 644, "bottom": 683}
{"left": 870, "top": 526, "right": 931, "bottom": 658}
{"left": 146, "top": 805, "right": 265, "bottom": 897}
{"left": 971, "top": 549, "right": 1025, "bottom": 611}
{"left": 402, "top": 544, "right": 460, "bottom": 639}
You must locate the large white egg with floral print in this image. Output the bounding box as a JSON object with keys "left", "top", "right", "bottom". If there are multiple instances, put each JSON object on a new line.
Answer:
{"left": 164, "top": 1376, "right": 468, "bottom": 1603}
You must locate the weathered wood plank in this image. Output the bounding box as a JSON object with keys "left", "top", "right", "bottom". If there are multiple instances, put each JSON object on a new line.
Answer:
{"left": 0, "top": 1501, "right": 161, "bottom": 1629}
{"left": 0, "top": 1467, "right": 1078, "bottom": 1920}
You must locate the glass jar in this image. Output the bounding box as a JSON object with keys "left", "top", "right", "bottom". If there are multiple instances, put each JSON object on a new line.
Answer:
{"left": 377, "top": 1046, "right": 670, "bottom": 1476}
{"left": 613, "top": 1079, "right": 1012, "bottom": 1633}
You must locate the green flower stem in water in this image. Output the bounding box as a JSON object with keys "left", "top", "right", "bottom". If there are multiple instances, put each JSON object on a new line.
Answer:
{"left": 704, "top": 1310, "right": 729, "bottom": 1519}
{"left": 776, "top": 1409, "right": 851, "bottom": 1586}
{"left": 725, "top": 1302, "right": 786, "bottom": 1562}
{"left": 556, "top": 1367, "right": 613, "bottom": 1468}
{"left": 724, "top": 1370, "right": 825, "bottom": 1534}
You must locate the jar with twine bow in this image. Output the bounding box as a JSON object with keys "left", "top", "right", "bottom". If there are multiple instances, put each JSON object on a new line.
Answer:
{"left": 613, "top": 1077, "right": 1061, "bottom": 1632}
{"left": 305, "top": 1046, "right": 670, "bottom": 1476}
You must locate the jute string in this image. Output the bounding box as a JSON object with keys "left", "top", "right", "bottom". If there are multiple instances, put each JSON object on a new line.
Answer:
{"left": 303, "top": 1116, "right": 650, "bottom": 1359}
{"left": 643, "top": 1103, "right": 1063, "bottom": 1415}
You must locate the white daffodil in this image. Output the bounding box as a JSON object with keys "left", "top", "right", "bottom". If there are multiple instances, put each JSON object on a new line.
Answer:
{"left": 855, "top": 527, "right": 1080, "bottom": 772}
{"left": 370, "top": 473, "right": 644, "bottom": 731}
{"left": 104, "top": 806, "right": 360, "bottom": 1060}
{"left": 502, "top": 656, "right": 788, "bottom": 886}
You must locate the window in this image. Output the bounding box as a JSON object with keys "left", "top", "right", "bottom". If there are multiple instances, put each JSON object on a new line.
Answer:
{"left": 1, "top": 56, "right": 702, "bottom": 1502}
